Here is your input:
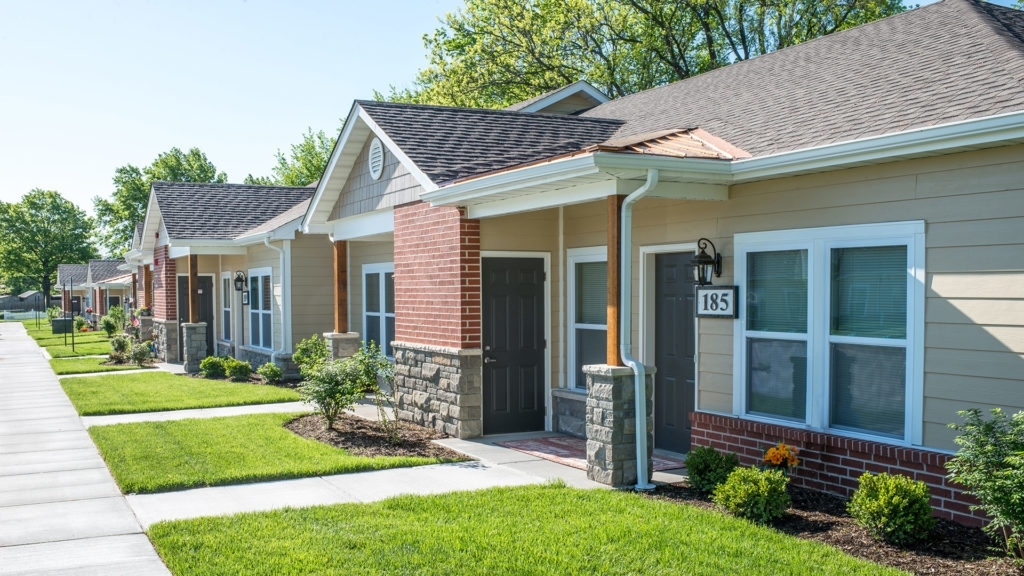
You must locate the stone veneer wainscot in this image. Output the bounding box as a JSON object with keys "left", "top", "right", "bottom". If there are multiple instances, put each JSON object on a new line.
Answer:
{"left": 392, "top": 341, "right": 482, "bottom": 439}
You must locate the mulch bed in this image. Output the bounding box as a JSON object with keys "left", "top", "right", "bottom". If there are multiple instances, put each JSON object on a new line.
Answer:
{"left": 285, "top": 413, "right": 467, "bottom": 460}
{"left": 650, "top": 483, "right": 1022, "bottom": 575}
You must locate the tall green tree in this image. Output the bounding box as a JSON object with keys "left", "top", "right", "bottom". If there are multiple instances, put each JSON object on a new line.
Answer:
{"left": 381, "top": 0, "right": 904, "bottom": 107}
{"left": 93, "top": 147, "right": 227, "bottom": 257}
{"left": 244, "top": 127, "right": 335, "bottom": 187}
{"left": 0, "top": 189, "right": 99, "bottom": 299}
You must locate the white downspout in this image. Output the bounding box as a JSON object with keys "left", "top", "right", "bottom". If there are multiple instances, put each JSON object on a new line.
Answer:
{"left": 263, "top": 237, "right": 289, "bottom": 364}
{"left": 620, "top": 168, "right": 659, "bottom": 490}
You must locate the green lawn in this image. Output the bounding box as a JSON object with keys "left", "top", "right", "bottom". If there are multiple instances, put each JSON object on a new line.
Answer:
{"left": 60, "top": 372, "right": 300, "bottom": 415}
{"left": 45, "top": 341, "right": 115, "bottom": 358}
{"left": 34, "top": 332, "right": 110, "bottom": 346}
{"left": 49, "top": 357, "right": 152, "bottom": 375}
{"left": 148, "top": 484, "right": 906, "bottom": 576}
{"left": 89, "top": 413, "right": 458, "bottom": 493}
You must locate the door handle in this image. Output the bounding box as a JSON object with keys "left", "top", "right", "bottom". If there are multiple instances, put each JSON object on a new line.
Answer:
{"left": 483, "top": 356, "right": 497, "bottom": 364}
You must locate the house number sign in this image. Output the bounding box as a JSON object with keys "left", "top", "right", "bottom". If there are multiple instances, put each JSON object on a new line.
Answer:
{"left": 695, "top": 286, "right": 739, "bottom": 318}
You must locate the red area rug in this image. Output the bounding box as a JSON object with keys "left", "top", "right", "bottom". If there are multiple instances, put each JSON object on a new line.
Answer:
{"left": 497, "top": 436, "right": 686, "bottom": 471}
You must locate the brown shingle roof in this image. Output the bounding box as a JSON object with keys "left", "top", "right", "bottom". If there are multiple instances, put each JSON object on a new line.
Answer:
{"left": 88, "top": 260, "right": 126, "bottom": 283}
{"left": 153, "top": 182, "right": 314, "bottom": 241}
{"left": 358, "top": 101, "right": 623, "bottom": 185}
{"left": 582, "top": 0, "right": 1024, "bottom": 156}
{"left": 57, "top": 264, "right": 88, "bottom": 287}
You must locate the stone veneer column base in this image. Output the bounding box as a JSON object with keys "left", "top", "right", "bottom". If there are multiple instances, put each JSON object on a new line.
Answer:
{"left": 181, "top": 322, "right": 208, "bottom": 374}
{"left": 584, "top": 364, "right": 655, "bottom": 488}
{"left": 324, "top": 332, "right": 361, "bottom": 360}
{"left": 392, "top": 341, "right": 482, "bottom": 439}
{"left": 153, "top": 319, "right": 178, "bottom": 363}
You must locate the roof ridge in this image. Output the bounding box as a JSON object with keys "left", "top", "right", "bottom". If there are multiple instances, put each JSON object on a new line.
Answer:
{"left": 150, "top": 181, "right": 310, "bottom": 190}
{"left": 357, "top": 99, "right": 624, "bottom": 125}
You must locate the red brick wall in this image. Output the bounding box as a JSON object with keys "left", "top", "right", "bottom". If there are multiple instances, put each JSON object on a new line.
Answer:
{"left": 393, "top": 202, "right": 481, "bottom": 349}
{"left": 690, "top": 412, "right": 984, "bottom": 527}
{"left": 153, "top": 245, "right": 177, "bottom": 321}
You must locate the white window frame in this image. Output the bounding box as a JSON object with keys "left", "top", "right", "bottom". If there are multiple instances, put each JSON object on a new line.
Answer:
{"left": 220, "top": 272, "right": 232, "bottom": 342}
{"left": 732, "top": 221, "right": 925, "bottom": 446}
{"left": 248, "top": 266, "right": 272, "bottom": 350}
{"left": 362, "top": 262, "right": 395, "bottom": 358}
{"left": 567, "top": 246, "right": 608, "bottom": 391}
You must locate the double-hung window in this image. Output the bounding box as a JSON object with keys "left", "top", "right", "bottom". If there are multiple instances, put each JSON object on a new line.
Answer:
{"left": 248, "top": 267, "right": 272, "bottom": 350}
{"left": 734, "top": 221, "right": 924, "bottom": 443}
{"left": 363, "top": 263, "right": 395, "bottom": 358}
{"left": 568, "top": 247, "right": 607, "bottom": 390}
{"left": 221, "top": 274, "right": 231, "bottom": 341}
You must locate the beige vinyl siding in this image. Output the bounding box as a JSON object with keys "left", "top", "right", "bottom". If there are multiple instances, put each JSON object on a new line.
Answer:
{"left": 289, "top": 233, "right": 334, "bottom": 348}
{"left": 245, "top": 244, "right": 283, "bottom": 351}
{"left": 616, "top": 143, "right": 1024, "bottom": 451}
{"left": 480, "top": 209, "right": 562, "bottom": 390}
{"left": 348, "top": 240, "right": 395, "bottom": 339}
{"left": 219, "top": 255, "right": 246, "bottom": 346}
{"left": 330, "top": 137, "right": 423, "bottom": 220}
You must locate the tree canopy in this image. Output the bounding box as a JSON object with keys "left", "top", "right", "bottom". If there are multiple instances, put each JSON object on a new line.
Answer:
{"left": 380, "top": 0, "right": 905, "bottom": 108}
{"left": 93, "top": 147, "right": 227, "bottom": 257}
{"left": 244, "top": 127, "right": 335, "bottom": 187}
{"left": 0, "top": 189, "right": 99, "bottom": 298}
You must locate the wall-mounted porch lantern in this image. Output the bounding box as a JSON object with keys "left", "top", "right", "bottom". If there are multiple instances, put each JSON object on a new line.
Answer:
{"left": 690, "top": 238, "right": 722, "bottom": 286}
{"left": 233, "top": 271, "right": 247, "bottom": 292}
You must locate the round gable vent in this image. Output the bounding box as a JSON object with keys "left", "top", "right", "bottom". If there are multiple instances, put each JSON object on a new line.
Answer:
{"left": 368, "top": 137, "right": 385, "bottom": 180}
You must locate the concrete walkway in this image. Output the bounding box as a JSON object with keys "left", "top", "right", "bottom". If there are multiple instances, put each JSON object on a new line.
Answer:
{"left": 0, "top": 322, "right": 171, "bottom": 575}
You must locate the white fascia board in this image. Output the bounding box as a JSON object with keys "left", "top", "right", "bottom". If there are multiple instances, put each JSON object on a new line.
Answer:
{"left": 168, "top": 242, "right": 248, "bottom": 257}
{"left": 467, "top": 179, "right": 617, "bottom": 219}
{"left": 139, "top": 192, "right": 162, "bottom": 253}
{"left": 357, "top": 109, "right": 438, "bottom": 193}
{"left": 594, "top": 153, "right": 734, "bottom": 183}
{"left": 422, "top": 154, "right": 603, "bottom": 206}
{"left": 330, "top": 208, "right": 394, "bottom": 241}
{"left": 730, "top": 110, "right": 1024, "bottom": 182}
{"left": 305, "top": 102, "right": 363, "bottom": 233}
{"left": 519, "top": 80, "right": 609, "bottom": 113}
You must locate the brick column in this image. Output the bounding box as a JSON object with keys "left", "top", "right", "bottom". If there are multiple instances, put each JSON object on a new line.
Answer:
{"left": 152, "top": 246, "right": 178, "bottom": 362}
{"left": 585, "top": 364, "right": 654, "bottom": 487}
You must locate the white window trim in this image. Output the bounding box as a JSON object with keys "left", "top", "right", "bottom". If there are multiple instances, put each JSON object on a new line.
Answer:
{"left": 731, "top": 221, "right": 925, "bottom": 446}
{"left": 248, "top": 266, "right": 272, "bottom": 351}
{"left": 567, "top": 246, "right": 607, "bottom": 391}
{"left": 220, "top": 272, "right": 232, "bottom": 342}
{"left": 362, "top": 262, "right": 394, "bottom": 358}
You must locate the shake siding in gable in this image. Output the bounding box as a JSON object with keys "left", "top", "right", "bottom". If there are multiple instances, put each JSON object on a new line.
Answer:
{"left": 289, "top": 233, "right": 334, "bottom": 346}
{"left": 624, "top": 144, "right": 1024, "bottom": 452}
{"left": 330, "top": 137, "right": 423, "bottom": 221}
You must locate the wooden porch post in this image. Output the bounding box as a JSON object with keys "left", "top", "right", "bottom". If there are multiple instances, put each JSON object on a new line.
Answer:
{"left": 131, "top": 273, "right": 138, "bottom": 308}
{"left": 333, "top": 240, "right": 348, "bottom": 333}
{"left": 607, "top": 195, "right": 625, "bottom": 366}
{"left": 188, "top": 255, "right": 199, "bottom": 323}
{"left": 143, "top": 266, "right": 153, "bottom": 309}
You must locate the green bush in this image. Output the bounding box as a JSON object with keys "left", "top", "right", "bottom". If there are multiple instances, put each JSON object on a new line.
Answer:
{"left": 298, "top": 358, "right": 364, "bottom": 428}
{"left": 110, "top": 334, "right": 131, "bottom": 354}
{"left": 293, "top": 334, "right": 329, "bottom": 379}
{"left": 73, "top": 315, "right": 87, "bottom": 331}
{"left": 225, "top": 358, "right": 252, "bottom": 382}
{"left": 712, "top": 466, "right": 791, "bottom": 524}
{"left": 107, "top": 305, "right": 126, "bottom": 330}
{"left": 46, "top": 305, "right": 62, "bottom": 320}
{"left": 199, "top": 356, "right": 228, "bottom": 379}
{"left": 351, "top": 340, "right": 392, "bottom": 392}
{"left": 848, "top": 472, "right": 936, "bottom": 546}
{"left": 946, "top": 408, "right": 1024, "bottom": 558}
{"left": 99, "top": 315, "right": 118, "bottom": 337}
{"left": 686, "top": 445, "right": 740, "bottom": 494}
{"left": 130, "top": 341, "right": 152, "bottom": 367}
{"left": 257, "top": 362, "right": 282, "bottom": 384}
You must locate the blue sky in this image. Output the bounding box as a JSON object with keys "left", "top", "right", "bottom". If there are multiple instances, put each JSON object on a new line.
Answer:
{"left": 0, "top": 0, "right": 1014, "bottom": 214}
{"left": 0, "top": 0, "right": 463, "bottom": 212}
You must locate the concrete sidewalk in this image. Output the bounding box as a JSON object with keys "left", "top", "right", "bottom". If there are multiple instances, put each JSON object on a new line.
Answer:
{"left": 0, "top": 322, "right": 171, "bottom": 575}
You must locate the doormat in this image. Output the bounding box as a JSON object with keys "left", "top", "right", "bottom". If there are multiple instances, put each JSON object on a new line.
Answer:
{"left": 497, "top": 436, "right": 686, "bottom": 472}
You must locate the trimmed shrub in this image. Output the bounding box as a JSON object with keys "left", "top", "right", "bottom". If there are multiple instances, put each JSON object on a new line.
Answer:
{"left": 257, "top": 362, "right": 282, "bottom": 384}
{"left": 946, "top": 408, "right": 1024, "bottom": 558}
{"left": 99, "top": 315, "right": 118, "bottom": 337}
{"left": 298, "top": 358, "right": 364, "bottom": 428}
{"left": 129, "top": 341, "right": 152, "bottom": 367}
{"left": 848, "top": 472, "right": 935, "bottom": 546}
{"left": 46, "top": 305, "right": 62, "bottom": 321}
{"left": 73, "top": 315, "right": 87, "bottom": 331}
{"left": 110, "top": 334, "right": 131, "bottom": 354}
{"left": 199, "top": 356, "right": 228, "bottom": 379}
{"left": 225, "top": 358, "right": 252, "bottom": 382}
{"left": 293, "top": 334, "right": 329, "bottom": 379}
{"left": 686, "top": 446, "right": 740, "bottom": 494}
{"left": 712, "top": 466, "right": 791, "bottom": 524}
{"left": 107, "top": 305, "right": 126, "bottom": 330}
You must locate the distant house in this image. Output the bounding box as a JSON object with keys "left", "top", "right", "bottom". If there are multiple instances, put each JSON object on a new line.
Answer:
{"left": 124, "top": 182, "right": 333, "bottom": 375}
{"left": 302, "top": 0, "right": 1024, "bottom": 525}
{"left": 84, "top": 259, "right": 132, "bottom": 316}
{"left": 56, "top": 263, "right": 89, "bottom": 315}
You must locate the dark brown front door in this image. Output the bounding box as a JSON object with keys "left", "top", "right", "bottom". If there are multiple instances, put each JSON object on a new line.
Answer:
{"left": 482, "top": 257, "right": 546, "bottom": 435}
{"left": 654, "top": 252, "right": 696, "bottom": 452}
{"left": 177, "top": 276, "right": 215, "bottom": 361}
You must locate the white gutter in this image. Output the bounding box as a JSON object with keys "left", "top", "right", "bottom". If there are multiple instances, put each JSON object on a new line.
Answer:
{"left": 263, "top": 238, "right": 289, "bottom": 364}
{"left": 621, "top": 168, "right": 659, "bottom": 490}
